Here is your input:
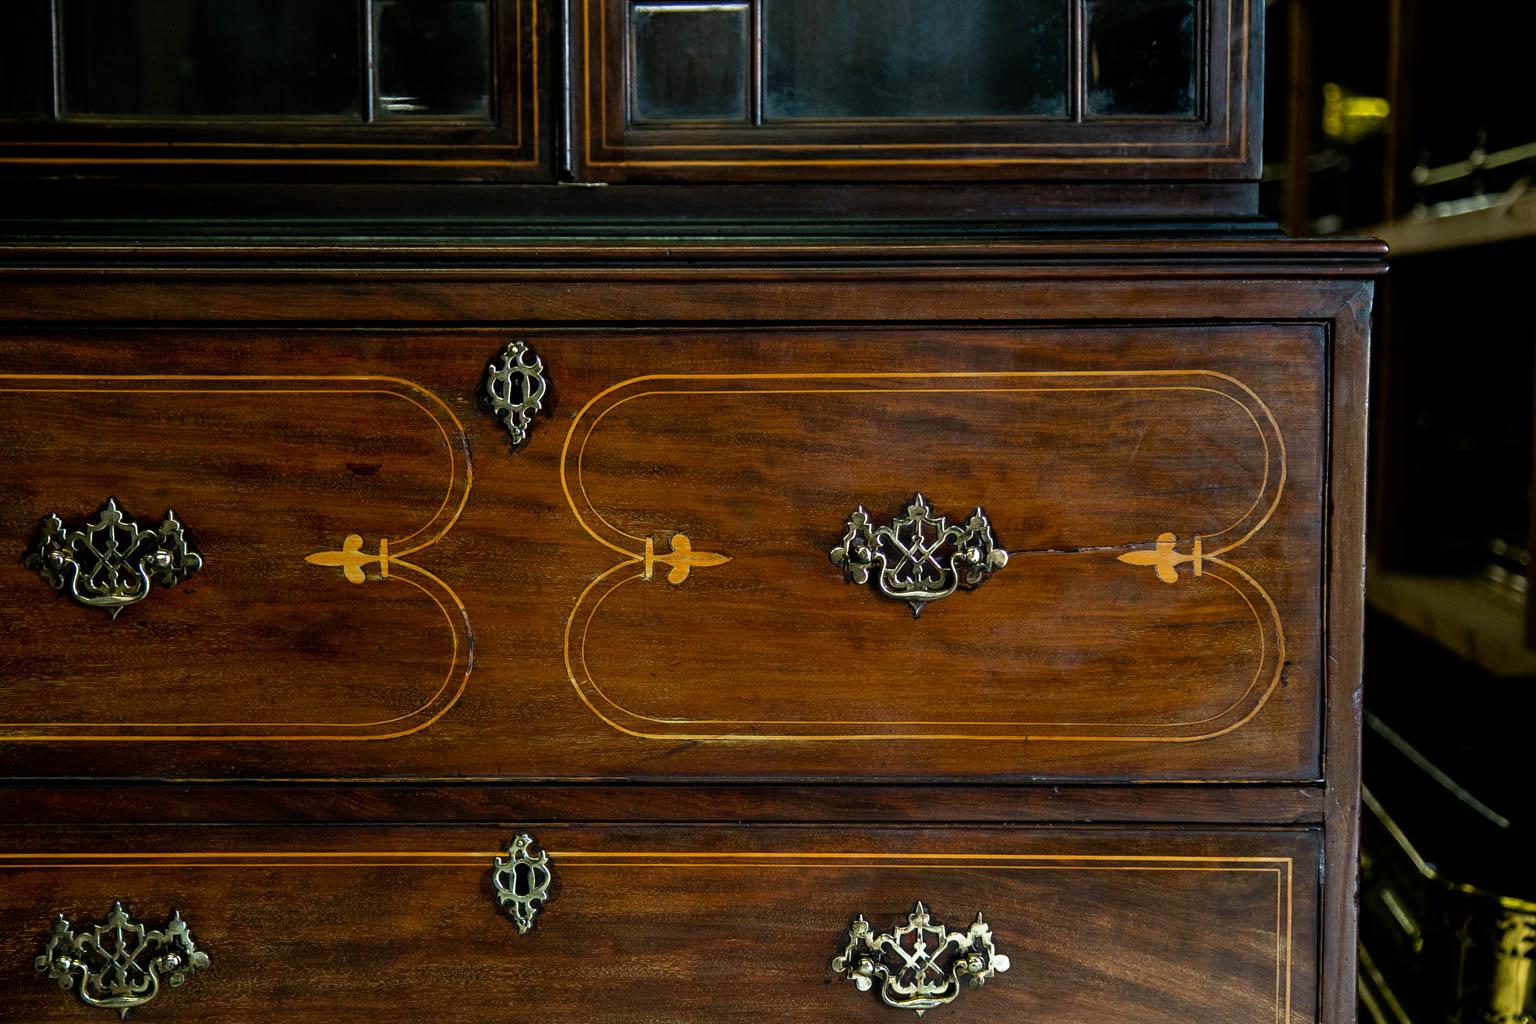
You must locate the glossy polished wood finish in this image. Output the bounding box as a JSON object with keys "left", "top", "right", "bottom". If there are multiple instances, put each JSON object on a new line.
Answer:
{"left": 0, "top": 179, "right": 1269, "bottom": 227}
{"left": 0, "top": 824, "right": 1317, "bottom": 1024}
{"left": 0, "top": 10, "right": 1370, "bottom": 1024}
{"left": 0, "top": 783, "right": 1328, "bottom": 825}
{"left": 0, "top": 258, "right": 1363, "bottom": 784}
{"left": 0, "top": 239, "right": 1375, "bottom": 1024}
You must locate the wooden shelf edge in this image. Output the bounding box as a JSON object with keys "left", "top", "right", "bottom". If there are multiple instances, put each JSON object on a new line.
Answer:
{"left": 1367, "top": 568, "right": 1536, "bottom": 677}
{"left": 1369, "top": 193, "right": 1536, "bottom": 257}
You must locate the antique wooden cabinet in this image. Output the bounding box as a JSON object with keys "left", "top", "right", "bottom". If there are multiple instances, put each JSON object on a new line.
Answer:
{"left": 0, "top": 3, "right": 1377, "bottom": 1022}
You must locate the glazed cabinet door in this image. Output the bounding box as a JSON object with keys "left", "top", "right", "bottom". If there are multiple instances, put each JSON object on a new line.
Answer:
{"left": 0, "top": 0, "right": 548, "bottom": 181}
{"left": 0, "top": 825, "right": 1318, "bottom": 1024}
{"left": 573, "top": 0, "right": 1259, "bottom": 180}
{"left": 0, "top": 320, "right": 1324, "bottom": 781}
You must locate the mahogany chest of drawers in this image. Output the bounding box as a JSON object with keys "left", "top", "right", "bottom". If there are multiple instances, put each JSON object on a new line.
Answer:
{"left": 0, "top": 243, "right": 1377, "bottom": 1022}
{"left": 0, "top": 2, "right": 1378, "bottom": 1021}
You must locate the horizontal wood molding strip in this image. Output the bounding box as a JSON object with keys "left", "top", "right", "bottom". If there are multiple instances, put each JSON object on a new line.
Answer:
{"left": 0, "top": 784, "right": 1328, "bottom": 825}
{"left": 0, "top": 273, "right": 1379, "bottom": 329}
{"left": 0, "top": 237, "right": 1389, "bottom": 268}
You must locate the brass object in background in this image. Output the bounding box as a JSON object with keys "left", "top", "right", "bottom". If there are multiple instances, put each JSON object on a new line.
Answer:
{"left": 492, "top": 834, "right": 553, "bottom": 934}
{"left": 34, "top": 902, "right": 209, "bottom": 1019}
{"left": 830, "top": 495, "right": 1008, "bottom": 617}
{"left": 1321, "top": 83, "right": 1391, "bottom": 145}
{"left": 23, "top": 499, "right": 202, "bottom": 618}
{"left": 483, "top": 339, "right": 549, "bottom": 448}
{"left": 1361, "top": 776, "right": 1536, "bottom": 1024}
{"left": 1476, "top": 908, "right": 1535, "bottom": 1024}
{"left": 832, "top": 901, "right": 1011, "bottom": 1016}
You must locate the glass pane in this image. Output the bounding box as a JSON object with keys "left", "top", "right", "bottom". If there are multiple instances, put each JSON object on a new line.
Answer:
{"left": 1086, "top": 0, "right": 1198, "bottom": 117}
{"left": 61, "top": 0, "right": 360, "bottom": 118}
{"left": 630, "top": 3, "right": 750, "bottom": 122}
{"left": 763, "top": 0, "right": 1068, "bottom": 120}
{"left": 374, "top": 0, "right": 491, "bottom": 119}
{"left": 0, "top": 0, "right": 53, "bottom": 118}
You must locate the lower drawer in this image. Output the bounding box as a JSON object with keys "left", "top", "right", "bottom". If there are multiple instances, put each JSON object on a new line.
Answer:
{"left": 1, "top": 825, "right": 1317, "bottom": 1023}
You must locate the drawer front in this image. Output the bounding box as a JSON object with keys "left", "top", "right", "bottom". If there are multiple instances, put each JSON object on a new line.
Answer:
{"left": 0, "top": 323, "right": 1324, "bottom": 781}
{"left": 0, "top": 825, "right": 1317, "bottom": 1023}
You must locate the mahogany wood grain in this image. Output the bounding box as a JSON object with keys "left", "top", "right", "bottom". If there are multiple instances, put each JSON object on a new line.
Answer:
{"left": 0, "top": 260, "right": 1384, "bottom": 328}
{"left": 1319, "top": 278, "right": 1372, "bottom": 1024}
{"left": 0, "top": 248, "right": 1373, "bottom": 1024}
{"left": 0, "top": 180, "right": 1269, "bottom": 226}
{"left": 0, "top": 783, "right": 1328, "bottom": 826}
{"left": 0, "top": 824, "right": 1318, "bottom": 1024}
{"left": 0, "top": 321, "right": 1323, "bottom": 782}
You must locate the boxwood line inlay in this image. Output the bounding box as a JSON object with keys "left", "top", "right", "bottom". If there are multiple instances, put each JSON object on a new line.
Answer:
{"left": 2, "top": 365, "right": 1288, "bottom": 748}
{"left": 0, "top": 374, "right": 472, "bottom": 742}
{"left": 560, "top": 369, "right": 1287, "bottom": 743}
{"left": 5, "top": 851, "right": 1294, "bottom": 1024}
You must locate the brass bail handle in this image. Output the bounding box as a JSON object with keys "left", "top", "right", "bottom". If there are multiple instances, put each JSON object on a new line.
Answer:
{"left": 24, "top": 498, "right": 203, "bottom": 619}
{"left": 36, "top": 903, "right": 210, "bottom": 1019}
{"left": 830, "top": 494, "right": 1008, "bottom": 617}
{"left": 832, "top": 902, "right": 1011, "bottom": 1016}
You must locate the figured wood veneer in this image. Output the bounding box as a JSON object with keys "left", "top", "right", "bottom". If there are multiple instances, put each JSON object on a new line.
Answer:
{"left": 0, "top": 247, "right": 1376, "bottom": 1024}
{"left": 0, "top": 323, "right": 1324, "bottom": 781}
{"left": 0, "top": 825, "right": 1317, "bottom": 1024}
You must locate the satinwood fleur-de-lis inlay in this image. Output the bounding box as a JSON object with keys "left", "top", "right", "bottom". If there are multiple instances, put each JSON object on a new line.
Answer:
{"left": 1118, "top": 532, "right": 1204, "bottom": 583}
{"left": 643, "top": 533, "right": 730, "bottom": 585}
{"left": 305, "top": 534, "right": 391, "bottom": 584}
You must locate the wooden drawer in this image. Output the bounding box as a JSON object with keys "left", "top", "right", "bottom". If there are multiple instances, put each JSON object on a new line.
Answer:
{"left": 0, "top": 825, "right": 1318, "bottom": 1023}
{"left": 0, "top": 319, "right": 1325, "bottom": 782}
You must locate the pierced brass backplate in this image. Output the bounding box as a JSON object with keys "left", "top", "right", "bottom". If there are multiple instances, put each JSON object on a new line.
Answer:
{"left": 24, "top": 498, "right": 202, "bottom": 618}
{"left": 36, "top": 902, "right": 209, "bottom": 1019}
{"left": 830, "top": 494, "right": 1008, "bottom": 617}
{"left": 833, "top": 902, "right": 1010, "bottom": 1016}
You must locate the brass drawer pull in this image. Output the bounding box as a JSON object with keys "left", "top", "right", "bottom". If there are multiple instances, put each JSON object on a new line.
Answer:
{"left": 483, "top": 339, "right": 549, "bottom": 449}
{"left": 35, "top": 902, "right": 209, "bottom": 1019}
{"left": 833, "top": 902, "right": 1010, "bottom": 1016}
{"left": 24, "top": 499, "right": 202, "bottom": 619}
{"left": 830, "top": 494, "right": 1008, "bottom": 617}
{"left": 492, "top": 834, "right": 553, "bottom": 933}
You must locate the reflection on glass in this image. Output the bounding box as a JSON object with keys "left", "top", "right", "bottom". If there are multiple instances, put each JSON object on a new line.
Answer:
{"left": 374, "top": 0, "right": 492, "bottom": 119}
{"left": 1086, "top": 0, "right": 1198, "bottom": 117}
{"left": 763, "top": 0, "right": 1068, "bottom": 119}
{"left": 61, "top": 0, "right": 360, "bottom": 117}
{"left": 0, "top": 0, "right": 53, "bottom": 117}
{"left": 630, "top": 3, "right": 750, "bottom": 122}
